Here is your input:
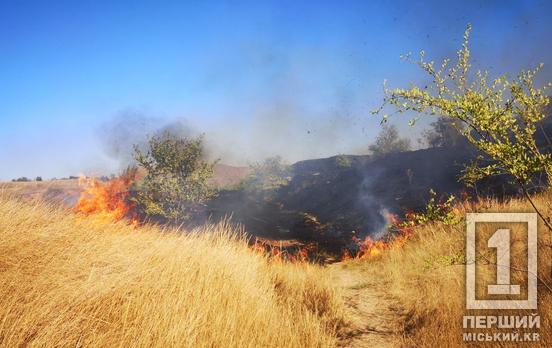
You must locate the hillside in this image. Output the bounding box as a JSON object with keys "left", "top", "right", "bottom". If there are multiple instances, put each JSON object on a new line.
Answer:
{"left": 207, "top": 145, "right": 515, "bottom": 248}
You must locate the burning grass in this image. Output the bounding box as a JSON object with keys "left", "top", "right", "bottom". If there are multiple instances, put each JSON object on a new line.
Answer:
{"left": 75, "top": 171, "right": 139, "bottom": 224}
{"left": 71, "top": 173, "right": 424, "bottom": 265}
{"left": 252, "top": 238, "right": 323, "bottom": 263}
{"left": 73, "top": 174, "right": 336, "bottom": 262}
{"left": 341, "top": 190, "right": 460, "bottom": 261}
{"left": 0, "top": 195, "right": 344, "bottom": 347}
{"left": 342, "top": 192, "right": 552, "bottom": 347}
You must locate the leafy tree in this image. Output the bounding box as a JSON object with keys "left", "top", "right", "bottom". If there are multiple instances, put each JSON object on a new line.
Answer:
{"left": 35, "top": 176, "right": 43, "bottom": 182}
{"left": 132, "top": 131, "right": 217, "bottom": 222}
{"left": 421, "top": 117, "right": 467, "bottom": 148}
{"left": 368, "top": 124, "right": 411, "bottom": 157}
{"left": 243, "top": 156, "right": 290, "bottom": 190}
{"left": 376, "top": 24, "right": 552, "bottom": 228}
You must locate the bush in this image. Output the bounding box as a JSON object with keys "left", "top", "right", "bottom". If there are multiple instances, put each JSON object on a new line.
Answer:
{"left": 401, "top": 189, "right": 459, "bottom": 228}
{"left": 131, "top": 131, "right": 217, "bottom": 222}
{"left": 335, "top": 155, "right": 352, "bottom": 168}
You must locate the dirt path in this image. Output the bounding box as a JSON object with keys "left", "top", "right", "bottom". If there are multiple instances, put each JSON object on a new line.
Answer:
{"left": 331, "top": 264, "right": 403, "bottom": 347}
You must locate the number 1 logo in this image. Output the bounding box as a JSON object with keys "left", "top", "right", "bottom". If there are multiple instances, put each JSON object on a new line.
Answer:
{"left": 466, "top": 213, "right": 537, "bottom": 310}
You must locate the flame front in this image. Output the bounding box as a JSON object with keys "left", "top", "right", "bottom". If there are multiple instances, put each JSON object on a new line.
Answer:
{"left": 252, "top": 238, "right": 319, "bottom": 263}
{"left": 75, "top": 172, "right": 139, "bottom": 224}
{"left": 342, "top": 213, "right": 414, "bottom": 260}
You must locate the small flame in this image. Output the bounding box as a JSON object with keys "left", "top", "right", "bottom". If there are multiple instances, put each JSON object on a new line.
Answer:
{"left": 252, "top": 238, "right": 318, "bottom": 263}
{"left": 75, "top": 171, "right": 139, "bottom": 225}
{"left": 342, "top": 212, "right": 414, "bottom": 260}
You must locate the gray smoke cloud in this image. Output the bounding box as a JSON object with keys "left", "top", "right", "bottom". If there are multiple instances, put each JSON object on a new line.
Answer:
{"left": 98, "top": 6, "right": 552, "bottom": 170}
{"left": 99, "top": 109, "right": 197, "bottom": 169}
{"left": 99, "top": 106, "right": 384, "bottom": 169}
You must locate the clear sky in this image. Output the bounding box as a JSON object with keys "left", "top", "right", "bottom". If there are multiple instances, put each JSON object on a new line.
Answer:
{"left": 1, "top": 0, "right": 552, "bottom": 180}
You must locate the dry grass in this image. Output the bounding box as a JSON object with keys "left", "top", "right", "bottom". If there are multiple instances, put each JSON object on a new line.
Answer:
{"left": 6, "top": 183, "right": 550, "bottom": 347}
{"left": 0, "top": 194, "right": 344, "bottom": 347}
{"left": 346, "top": 192, "right": 552, "bottom": 347}
{"left": 1, "top": 180, "right": 81, "bottom": 206}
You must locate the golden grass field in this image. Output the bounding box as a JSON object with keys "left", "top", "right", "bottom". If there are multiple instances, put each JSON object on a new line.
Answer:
{"left": 0, "top": 194, "right": 343, "bottom": 347}
{"left": 1, "top": 185, "right": 551, "bottom": 347}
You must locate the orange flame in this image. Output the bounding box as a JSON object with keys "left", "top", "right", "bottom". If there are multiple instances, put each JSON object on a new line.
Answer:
{"left": 348, "top": 236, "right": 388, "bottom": 259}
{"left": 75, "top": 171, "right": 139, "bottom": 225}
{"left": 251, "top": 239, "right": 318, "bottom": 263}
{"left": 342, "top": 212, "right": 414, "bottom": 260}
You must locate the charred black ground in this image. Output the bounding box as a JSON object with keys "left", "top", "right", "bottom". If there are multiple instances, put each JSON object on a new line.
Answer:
{"left": 203, "top": 145, "right": 520, "bottom": 252}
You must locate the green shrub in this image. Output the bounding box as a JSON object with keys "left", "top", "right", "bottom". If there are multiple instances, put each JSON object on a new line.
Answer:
{"left": 335, "top": 155, "right": 352, "bottom": 168}
{"left": 401, "top": 189, "right": 459, "bottom": 228}
{"left": 131, "top": 131, "right": 217, "bottom": 222}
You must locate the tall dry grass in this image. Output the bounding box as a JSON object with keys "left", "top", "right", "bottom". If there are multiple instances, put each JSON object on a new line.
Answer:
{"left": 0, "top": 195, "right": 343, "bottom": 347}
{"left": 346, "top": 192, "right": 552, "bottom": 347}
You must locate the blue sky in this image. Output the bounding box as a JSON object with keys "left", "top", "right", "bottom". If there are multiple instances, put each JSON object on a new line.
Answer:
{"left": 1, "top": 0, "right": 551, "bottom": 180}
